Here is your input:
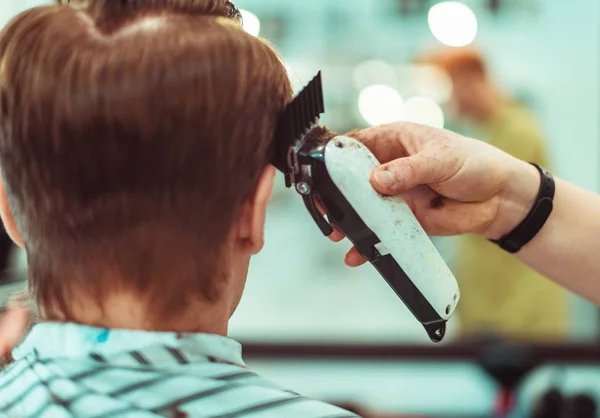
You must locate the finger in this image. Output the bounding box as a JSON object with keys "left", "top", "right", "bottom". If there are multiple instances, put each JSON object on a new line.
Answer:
{"left": 329, "top": 228, "right": 345, "bottom": 243}
{"left": 371, "top": 153, "right": 447, "bottom": 196}
{"left": 315, "top": 199, "right": 345, "bottom": 242}
{"left": 344, "top": 247, "right": 367, "bottom": 267}
{"left": 346, "top": 124, "right": 409, "bottom": 164}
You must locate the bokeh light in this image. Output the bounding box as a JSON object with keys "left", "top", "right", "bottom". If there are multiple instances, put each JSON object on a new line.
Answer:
{"left": 404, "top": 97, "right": 445, "bottom": 129}
{"left": 240, "top": 9, "right": 261, "bottom": 37}
{"left": 352, "top": 60, "right": 399, "bottom": 91}
{"left": 428, "top": 1, "right": 478, "bottom": 47}
{"left": 358, "top": 85, "right": 405, "bottom": 127}
{"left": 411, "top": 65, "right": 454, "bottom": 104}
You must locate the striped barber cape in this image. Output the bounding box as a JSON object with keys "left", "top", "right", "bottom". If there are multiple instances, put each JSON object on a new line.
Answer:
{"left": 0, "top": 323, "right": 357, "bottom": 418}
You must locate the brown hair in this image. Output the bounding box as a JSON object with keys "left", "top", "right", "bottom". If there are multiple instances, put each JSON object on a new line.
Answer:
{"left": 419, "top": 47, "right": 487, "bottom": 79}
{"left": 0, "top": 0, "right": 292, "bottom": 321}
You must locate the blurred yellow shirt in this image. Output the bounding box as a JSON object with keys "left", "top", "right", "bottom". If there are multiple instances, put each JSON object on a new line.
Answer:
{"left": 454, "top": 102, "right": 567, "bottom": 341}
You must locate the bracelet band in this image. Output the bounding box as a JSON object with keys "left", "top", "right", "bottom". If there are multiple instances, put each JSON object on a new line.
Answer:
{"left": 490, "top": 163, "right": 555, "bottom": 254}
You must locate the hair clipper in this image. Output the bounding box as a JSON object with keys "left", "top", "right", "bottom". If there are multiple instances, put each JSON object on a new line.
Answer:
{"left": 272, "top": 72, "right": 460, "bottom": 342}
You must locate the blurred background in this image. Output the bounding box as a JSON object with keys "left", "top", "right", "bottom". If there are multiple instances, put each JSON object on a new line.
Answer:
{"left": 1, "top": 0, "right": 600, "bottom": 417}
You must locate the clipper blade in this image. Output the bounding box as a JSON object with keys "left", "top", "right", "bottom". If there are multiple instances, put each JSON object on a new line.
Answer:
{"left": 272, "top": 71, "right": 325, "bottom": 176}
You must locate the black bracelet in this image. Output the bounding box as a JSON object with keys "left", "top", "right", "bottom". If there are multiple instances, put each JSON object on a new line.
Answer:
{"left": 490, "top": 163, "right": 555, "bottom": 254}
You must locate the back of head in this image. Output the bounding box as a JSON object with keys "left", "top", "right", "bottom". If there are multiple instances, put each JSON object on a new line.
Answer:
{"left": 0, "top": 0, "right": 292, "bottom": 320}
{"left": 419, "top": 47, "right": 488, "bottom": 80}
{"left": 418, "top": 47, "right": 497, "bottom": 121}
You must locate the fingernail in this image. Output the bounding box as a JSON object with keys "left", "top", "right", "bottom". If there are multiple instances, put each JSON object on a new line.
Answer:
{"left": 374, "top": 169, "right": 395, "bottom": 189}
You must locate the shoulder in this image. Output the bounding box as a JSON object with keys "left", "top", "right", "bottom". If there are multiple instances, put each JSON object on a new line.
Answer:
{"left": 487, "top": 103, "right": 548, "bottom": 163}
{"left": 0, "top": 356, "right": 49, "bottom": 415}
{"left": 154, "top": 365, "right": 359, "bottom": 417}
{"left": 499, "top": 103, "right": 544, "bottom": 140}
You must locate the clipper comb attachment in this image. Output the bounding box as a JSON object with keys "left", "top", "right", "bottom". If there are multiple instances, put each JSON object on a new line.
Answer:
{"left": 272, "top": 72, "right": 325, "bottom": 187}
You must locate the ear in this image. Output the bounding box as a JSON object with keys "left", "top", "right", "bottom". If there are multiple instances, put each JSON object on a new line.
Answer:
{"left": 236, "top": 165, "right": 276, "bottom": 255}
{"left": 0, "top": 178, "right": 24, "bottom": 248}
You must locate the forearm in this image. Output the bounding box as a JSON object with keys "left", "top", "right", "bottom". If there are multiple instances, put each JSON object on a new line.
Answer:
{"left": 491, "top": 161, "right": 600, "bottom": 304}
{"left": 518, "top": 178, "right": 600, "bottom": 304}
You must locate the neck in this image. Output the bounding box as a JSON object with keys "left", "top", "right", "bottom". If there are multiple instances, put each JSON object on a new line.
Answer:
{"left": 42, "top": 291, "right": 231, "bottom": 336}
{"left": 476, "top": 85, "right": 504, "bottom": 122}
{"left": 30, "top": 237, "right": 250, "bottom": 336}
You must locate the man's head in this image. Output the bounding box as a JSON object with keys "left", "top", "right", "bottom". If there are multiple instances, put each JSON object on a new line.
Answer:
{"left": 422, "top": 47, "right": 497, "bottom": 122}
{"left": 0, "top": 0, "right": 293, "bottom": 330}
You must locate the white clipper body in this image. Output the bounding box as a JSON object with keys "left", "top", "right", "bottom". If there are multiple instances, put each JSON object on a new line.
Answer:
{"left": 291, "top": 135, "right": 460, "bottom": 342}
{"left": 323, "top": 136, "right": 460, "bottom": 335}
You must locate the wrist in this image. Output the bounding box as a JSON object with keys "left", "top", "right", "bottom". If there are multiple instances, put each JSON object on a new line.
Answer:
{"left": 485, "top": 160, "right": 540, "bottom": 240}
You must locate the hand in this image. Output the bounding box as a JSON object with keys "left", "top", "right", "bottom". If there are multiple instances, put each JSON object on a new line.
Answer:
{"left": 0, "top": 293, "right": 31, "bottom": 358}
{"left": 341, "top": 122, "right": 539, "bottom": 266}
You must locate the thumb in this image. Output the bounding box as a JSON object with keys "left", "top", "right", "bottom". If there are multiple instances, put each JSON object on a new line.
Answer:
{"left": 371, "top": 154, "right": 442, "bottom": 195}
